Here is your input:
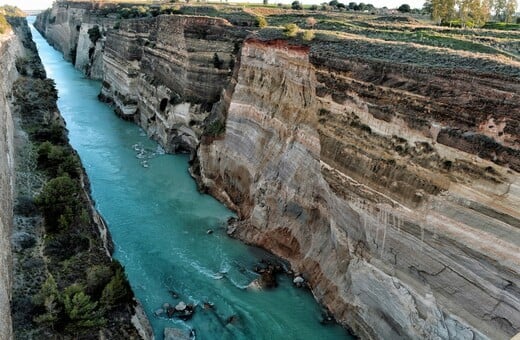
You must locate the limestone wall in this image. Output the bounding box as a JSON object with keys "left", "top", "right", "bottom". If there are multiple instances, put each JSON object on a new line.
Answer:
{"left": 0, "top": 28, "right": 24, "bottom": 340}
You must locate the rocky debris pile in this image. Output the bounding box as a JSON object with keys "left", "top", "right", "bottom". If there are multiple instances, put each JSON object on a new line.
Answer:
{"left": 155, "top": 301, "right": 195, "bottom": 321}
{"left": 253, "top": 259, "right": 285, "bottom": 289}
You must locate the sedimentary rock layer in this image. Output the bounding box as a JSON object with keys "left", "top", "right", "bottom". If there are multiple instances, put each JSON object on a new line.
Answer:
{"left": 0, "top": 24, "right": 25, "bottom": 340}
{"left": 199, "top": 38, "right": 520, "bottom": 339}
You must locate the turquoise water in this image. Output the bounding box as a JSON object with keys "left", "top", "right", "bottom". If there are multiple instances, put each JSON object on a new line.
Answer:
{"left": 29, "top": 18, "right": 351, "bottom": 340}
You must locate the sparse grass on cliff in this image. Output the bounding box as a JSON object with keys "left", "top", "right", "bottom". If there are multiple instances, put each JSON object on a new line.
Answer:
{"left": 0, "top": 14, "right": 9, "bottom": 34}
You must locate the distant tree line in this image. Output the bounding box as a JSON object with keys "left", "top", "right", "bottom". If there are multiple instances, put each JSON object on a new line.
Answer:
{"left": 289, "top": 0, "right": 378, "bottom": 12}
{"left": 423, "top": 0, "right": 518, "bottom": 26}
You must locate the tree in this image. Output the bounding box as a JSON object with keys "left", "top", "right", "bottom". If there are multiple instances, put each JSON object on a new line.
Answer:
{"left": 504, "top": 0, "right": 517, "bottom": 22}
{"left": 431, "top": 0, "right": 456, "bottom": 23}
{"left": 101, "top": 268, "right": 132, "bottom": 309}
{"left": 63, "top": 285, "right": 105, "bottom": 329}
{"left": 348, "top": 2, "right": 358, "bottom": 10}
{"left": 33, "top": 275, "right": 61, "bottom": 327}
{"left": 422, "top": 0, "right": 433, "bottom": 14}
{"left": 398, "top": 3, "right": 411, "bottom": 11}
{"left": 36, "top": 175, "right": 81, "bottom": 231}
{"left": 457, "top": 0, "right": 490, "bottom": 26}
{"left": 263, "top": 0, "right": 268, "bottom": 4}
{"left": 291, "top": 1, "right": 303, "bottom": 9}
{"left": 329, "top": 0, "right": 339, "bottom": 6}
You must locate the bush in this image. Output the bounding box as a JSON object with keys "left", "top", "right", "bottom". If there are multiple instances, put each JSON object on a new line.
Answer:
{"left": 205, "top": 119, "right": 226, "bottom": 136}
{"left": 37, "top": 142, "right": 80, "bottom": 178}
{"left": 212, "top": 53, "right": 224, "bottom": 69}
{"left": 101, "top": 267, "right": 132, "bottom": 310}
{"left": 63, "top": 285, "right": 105, "bottom": 330}
{"left": 303, "top": 30, "right": 315, "bottom": 41}
{"left": 36, "top": 175, "right": 81, "bottom": 231}
{"left": 86, "top": 265, "right": 113, "bottom": 298}
{"left": 284, "top": 23, "right": 299, "bottom": 37}
{"left": 256, "top": 15, "right": 268, "bottom": 28}
{"left": 87, "top": 25, "right": 101, "bottom": 44}
{"left": 33, "top": 275, "right": 61, "bottom": 327}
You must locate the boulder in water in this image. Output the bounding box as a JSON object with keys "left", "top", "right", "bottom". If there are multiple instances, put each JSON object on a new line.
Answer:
{"left": 164, "top": 327, "right": 190, "bottom": 340}
{"left": 154, "top": 308, "right": 164, "bottom": 316}
{"left": 175, "top": 301, "right": 187, "bottom": 311}
{"left": 293, "top": 275, "right": 305, "bottom": 287}
{"left": 162, "top": 303, "right": 170, "bottom": 310}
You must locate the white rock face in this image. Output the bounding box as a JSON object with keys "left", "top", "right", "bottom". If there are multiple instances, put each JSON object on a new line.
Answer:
{"left": 198, "top": 40, "right": 520, "bottom": 339}
{"left": 0, "top": 29, "right": 24, "bottom": 340}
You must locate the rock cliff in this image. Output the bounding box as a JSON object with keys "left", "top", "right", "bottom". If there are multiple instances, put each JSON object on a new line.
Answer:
{"left": 200, "top": 37, "right": 520, "bottom": 339}
{"left": 0, "top": 20, "right": 25, "bottom": 340}
{"left": 36, "top": 3, "right": 520, "bottom": 339}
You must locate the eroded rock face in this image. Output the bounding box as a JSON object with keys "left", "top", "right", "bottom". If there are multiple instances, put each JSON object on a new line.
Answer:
{"left": 199, "top": 39, "right": 520, "bottom": 339}
{"left": 99, "top": 15, "right": 245, "bottom": 152}
{"left": 0, "top": 25, "right": 25, "bottom": 340}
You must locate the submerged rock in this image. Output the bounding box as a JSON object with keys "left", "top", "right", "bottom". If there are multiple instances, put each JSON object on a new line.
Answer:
{"left": 175, "top": 301, "right": 187, "bottom": 311}
{"left": 164, "top": 327, "right": 190, "bottom": 340}
{"left": 293, "top": 275, "right": 305, "bottom": 288}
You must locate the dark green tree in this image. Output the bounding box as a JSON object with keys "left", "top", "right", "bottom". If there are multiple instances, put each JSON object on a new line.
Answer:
{"left": 398, "top": 3, "right": 412, "bottom": 11}
{"left": 291, "top": 1, "right": 303, "bottom": 9}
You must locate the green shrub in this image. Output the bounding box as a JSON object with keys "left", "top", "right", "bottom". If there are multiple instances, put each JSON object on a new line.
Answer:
{"left": 33, "top": 275, "right": 61, "bottom": 327}
{"left": 86, "top": 265, "right": 113, "bottom": 297}
{"left": 302, "top": 30, "right": 315, "bottom": 41}
{"left": 101, "top": 267, "right": 132, "bottom": 310}
{"left": 63, "top": 285, "right": 105, "bottom": 329}
{"left": 205, "top": 119, "right": 226, "bottom": 136}
{"left": 87, "top": 25, "right": 101, "bottom": 44}
{"left": 284, "top": 23, "right": 299, "bottom": 37}
{"left": 37, "top": 142, "right": 80, "bottom": 178}
{"left": 256, "top": 15, "right": 268, "bottom": 28}
{"left": 212, "top": 53, "right": 224, "bottom": 69}
{"left": 36, "top": 175, "right": 81, "bottom": 231}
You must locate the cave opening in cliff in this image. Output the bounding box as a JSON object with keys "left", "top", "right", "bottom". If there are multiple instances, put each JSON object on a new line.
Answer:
{"left": 159, "top": 98, "right": 168, "bottom": 112}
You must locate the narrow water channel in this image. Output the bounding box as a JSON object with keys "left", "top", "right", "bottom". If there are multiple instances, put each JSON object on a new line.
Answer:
{"left": 29, "top": 17, "right": 351, "bottom": 340}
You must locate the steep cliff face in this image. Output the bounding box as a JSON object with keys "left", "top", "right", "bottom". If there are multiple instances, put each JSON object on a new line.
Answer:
{"left": 199, "top": 38, "right": 520, "bottom": 339}
{"left": 0, "top": 25, "right": 24, "bottom": 340}
{"left": 35, "top": 3, "right": 520, "bottom": 339}
{"left": 99, "top": 15, "right": 245, "bottom": 152}
{"left": 35, "top": 2, "right": 113, "bottom": 79}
